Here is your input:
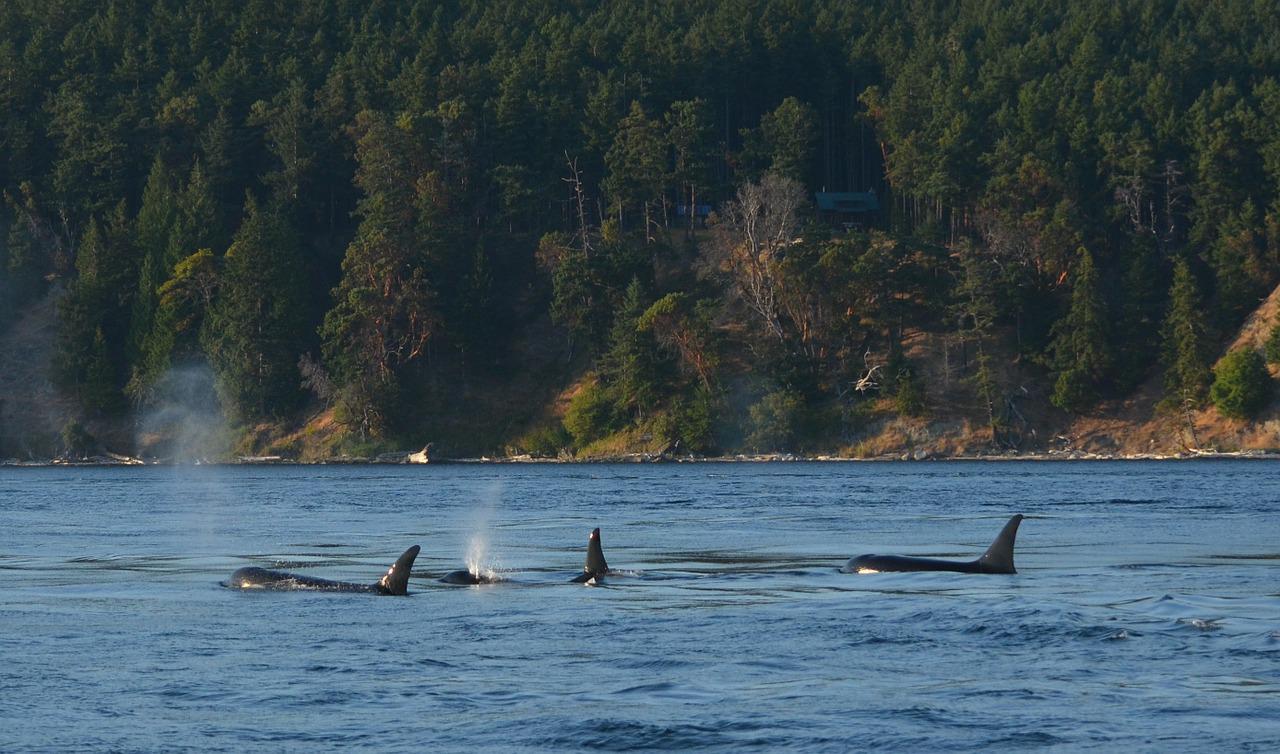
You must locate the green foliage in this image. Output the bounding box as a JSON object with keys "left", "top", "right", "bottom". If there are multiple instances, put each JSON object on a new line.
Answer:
{"left": 129, "top": 157, "right": 181, "bottom": 361}
{"left": 563, "top": 379, "right": 619, "bottom": 447}
{"left": 517, "top": 423, "right": 572, "bottom": 457}
{"left": 638, "top": 293, "right": 719, "bottom": 390}
{"left": 1049, "top": 248, "right": 1111, "bottom": 412}
{"left": 53, "top": 203, "right": 135, "bottom": 413}
{"left": 544, "top": 232, "right": 654, "bottom": 354}
{"left": 893, "top": 367, "right": 928, "bottom": 418}
{"left": 5, "top": 0, "right": 1280, "bottom": 452}
{"left": 2, "top": 185, "right": 56, "bottom": 329}
{"left": 1115, "top": 234, "right": 1164, "bottom": 391}
{"left": 882, "top": 343, "right": 927, "bottom": 417}
{"left": 203, "top": 197, "right": 308, "bottom": 420}
{"left": 1160, "top": 259, "right": 1214, "bottom": 413}
{"left": 60, "top": 419, "right": 95, "bottom": 458}
{"left": 598, "top": 278, "right": 670, "bottom": 419}
{"left": 741, "top": 97, "right": 817, "bottom": 184}
{"left": 654, "top": 388, "right": 720, "bottom": 454}
{"left": 1210, "top": 348, "right": 1272, "bottom": 420}
{"left": 747, "top": 390, "right": 806, "bottom": 452}
{"left": 665, "top": 98, "right": 717, "bottom": 234}
{"left": 603, "top": 102, "right": 665, "bottom": 230}
{"left": 1208, "top": 201, "right": 1270, "bottom": 322}
{"left": 1265, "top": 323, "right": 1280, "bottom": 365}
{"left": 319, "top": 111, "right": 443, "bottom": 436}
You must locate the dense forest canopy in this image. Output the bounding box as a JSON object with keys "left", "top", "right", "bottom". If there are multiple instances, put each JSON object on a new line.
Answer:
{"left": 4, "top": 0, "right": 1280, "bottom": 456}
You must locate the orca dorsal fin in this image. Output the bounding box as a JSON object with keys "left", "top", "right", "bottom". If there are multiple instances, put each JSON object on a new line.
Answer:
{"left": 584, "top": 528, "right": 608, "bottom": 576}
{"left": 377, "top": 545, "right": 420, "bottom": 595}
{"left": 976, "top": 515, "right": 1023, "bottom": 574}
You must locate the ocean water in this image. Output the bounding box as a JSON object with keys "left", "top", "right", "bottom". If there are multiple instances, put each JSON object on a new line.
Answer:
{"left": 1, "top": 461, "right": 1277, "bottom": 751}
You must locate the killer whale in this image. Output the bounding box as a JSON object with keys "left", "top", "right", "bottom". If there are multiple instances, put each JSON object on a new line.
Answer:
{"left": 841, "top": 515, "right": 1023, "bottom": 574}
{"left": 440, "top": 568, "right": 500, "bottom": 585}
{"left": 571, "top": 527, "right": 611, "bottom": 583}
{"left": 224, "top": 545, "right": 420, "bottom": 594}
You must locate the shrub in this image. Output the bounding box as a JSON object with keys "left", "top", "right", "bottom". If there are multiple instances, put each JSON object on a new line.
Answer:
{"left": 1264, "top": 322, "right": 1280, "bottom": 365}
{"left": 747, "top": 390, "right": 804, "bottom": 451}
{"left": 563, "top": 380, "right": 618, "bottom": 446}
{"left": 656, "top": 389, "right": 719, "bottom": 454}
{"left": 518, "top": 423, "right": 572, "bottom": 457}
{"left": 892, "top": 364, "right": 927, "bottom": 417}
{"left": 1210, "top": 348, "right": 1272, "bottom": 420}
{"left": 60, "top": 419, "right": 96, "bottom": 459}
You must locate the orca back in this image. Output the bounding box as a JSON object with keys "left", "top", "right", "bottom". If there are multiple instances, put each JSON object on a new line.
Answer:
{"left": 377, "top": 545, "right": 421, "bottom": 595}
{"left": 975, "top": 514, "right": 1022, "bottom": 574}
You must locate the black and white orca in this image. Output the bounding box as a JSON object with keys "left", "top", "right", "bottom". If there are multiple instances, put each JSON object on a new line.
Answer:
{"left": 224, "top": 546, "right": 420, "bottom": 595}
{"left": 842, "top": 514, "right": 1024, "bottom": 574}
{"left": 571, "top": 527, "right": 612, "bottom": 583}
{"left": 439, "top": 568, "right": 500, "bottom": 585}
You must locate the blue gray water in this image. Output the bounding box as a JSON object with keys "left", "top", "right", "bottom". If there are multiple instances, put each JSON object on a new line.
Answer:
{"left": 1, "top": 461, "right": 1277, "bottom": 751}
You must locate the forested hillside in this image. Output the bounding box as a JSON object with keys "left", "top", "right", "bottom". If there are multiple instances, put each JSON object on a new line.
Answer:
{"left": 4, "top": 0, "right": 1280, "bottom": 459}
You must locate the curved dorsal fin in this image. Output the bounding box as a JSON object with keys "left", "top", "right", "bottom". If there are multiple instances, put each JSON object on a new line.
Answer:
{"left": 976, "top": 515, "right": 1023, "bottom": 574}
{"left": 584, "top": 528, "right": 608, "bottom": 575}
{"left": 377, "top": 545, "right": 421, "bottom": 595}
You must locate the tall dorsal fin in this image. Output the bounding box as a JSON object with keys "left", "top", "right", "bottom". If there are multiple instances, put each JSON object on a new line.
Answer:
{"left": 584, "top": 528, "right": 608, "bottom": 575}
{"left": 377, "top": 545, "right": 420, "bottom": 595}
{"left": 976, "top": 515, "right": 1023, "bottom": 574}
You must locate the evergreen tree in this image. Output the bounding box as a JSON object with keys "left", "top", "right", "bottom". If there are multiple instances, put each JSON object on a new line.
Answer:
{"left": 248, "top": 78, "right": 319, "bottom": 211}
{"left": 665, "top": 98, "right": 717, "bottom": 236}
{"left": 128, "top": 157, "right": 181, "bottom": 361}
{"left": 53, "top": 203, "right": 135, "bottom": 413}
{"left": 741, "top": 97, "right": 816, "bottom": 184}
{"left": 1160, "top": 259, "right": 1213, "bottom": 413}
{"left": 603, "top": 102, "right": 666, "bottom": 234}
{"left": 320, "top": 111, "right": 439, "bottom": 437}
{"left": 1116, "top": 234, "right": 1164, "bottom": 391}
{"left": 129, "top": 248, "right": 220, "bottom": 402}
{"left": 1049, "top": 248, "right": 1111, "bottom": 411}
{"left": 204, "top": 197, "right": 308, "bottom": 420}
{"left": 1208, "top": 200, "right": 1269, "bottom": 322}
{"left": 599, "top": 278, "right": 667, "bottom": 420}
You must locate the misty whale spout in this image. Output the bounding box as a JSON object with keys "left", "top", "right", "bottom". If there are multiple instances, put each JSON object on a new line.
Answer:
{"left": 225, "top": 545, "right": 420, "bottom": 595}
{"left": 842, "top": 515, "right": 1023, "bottom": 574}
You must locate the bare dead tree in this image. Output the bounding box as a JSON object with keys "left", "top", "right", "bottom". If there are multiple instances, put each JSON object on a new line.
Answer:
{"left": 563, "top": 152, "right": 592, "bottom": 258}
{"left": 1159, "top": 158, "right": 1186, "bottom": 255}
{"left": 853, "top": 349, "right": 883, "bottom": 394}
{"left": 709, "top": 172, "right": 806, "bottom": 344}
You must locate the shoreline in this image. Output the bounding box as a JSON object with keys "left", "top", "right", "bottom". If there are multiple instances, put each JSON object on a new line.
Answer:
{"left": 6, "top": 449, "right": 1280, "bottom": 467}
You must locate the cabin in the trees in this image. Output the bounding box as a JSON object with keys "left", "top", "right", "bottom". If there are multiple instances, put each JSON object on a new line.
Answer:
{"left": 815, "top": 191, "right": 879, "bottom": 230}
{"left": 675, "top": 203, "right": 713, "bottom": 227}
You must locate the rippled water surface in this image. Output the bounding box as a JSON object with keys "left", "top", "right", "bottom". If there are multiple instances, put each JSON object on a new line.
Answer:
{"left": 2, "top": 461, "right": 1278, "bottom": 751}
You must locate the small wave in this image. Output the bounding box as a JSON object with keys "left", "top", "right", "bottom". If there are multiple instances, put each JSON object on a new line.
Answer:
{"left": 1185, "top": 676, "right": 1277, "bottom": 694}
{"left": 983, "top": 731, "right": 1069, "bottom": 747}
{"left": 541, "top": 718, "right": 774, "bottom": 750}
{"left": 615, "top": 657, "right": 693, "bottom": 672}
{"left": 303, "top": 664, "right": 356, "bottom": 674}
{"left": 1052, "top": 498, "right": 1166, "bottom": 507}
{"left": 1176, "top": 617, "right": 1223, "bottom": 631}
